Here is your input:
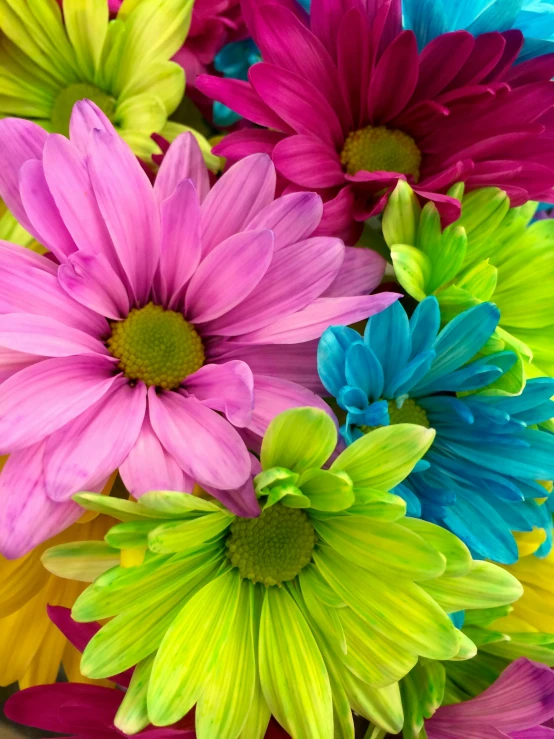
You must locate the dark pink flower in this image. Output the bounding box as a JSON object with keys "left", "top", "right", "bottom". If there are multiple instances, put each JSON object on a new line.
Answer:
{"left": 197, "top": 0, "right": 554, "bottom": 238}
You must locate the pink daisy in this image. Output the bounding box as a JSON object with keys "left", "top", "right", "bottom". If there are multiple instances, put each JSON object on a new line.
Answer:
{"left": 197, "top": 0, "right": 554, "bottom": 238}
{"left": 0, "top": 100, "right": 395, "bottom": 559}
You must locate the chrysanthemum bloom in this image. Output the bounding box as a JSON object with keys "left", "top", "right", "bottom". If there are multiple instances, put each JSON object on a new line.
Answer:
{"left": 44, "top": 408, "right": 522, "bottom": 738}
{"left": 382, "top": 181, "right": 554, "bottom": 382}
{"left": 425, "top": 658, "right": 554, "bottom": 738}
{"left": 0, "top": 100, "right": 394, "bottom": 559}
{"left": 404, "top": 0, "right": 554, "bottom": 61}
{"left": 197, "top": 0, "right": 554, "bottom": 239}
{"left": 318, "top": 298, "right": 554, "bottom": 564}
{"left": 0, "top": 514, "right": 116, "bottom": 688}
{"left": 0, "top": 0, "right": 204, "bottom": 159}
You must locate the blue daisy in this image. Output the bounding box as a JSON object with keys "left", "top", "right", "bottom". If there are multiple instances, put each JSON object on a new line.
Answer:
{"left": 318, "top": 297, "right": 554, "bottom": 565}
{"left": 403, "top": 0, "right": 554, "bottom": 61}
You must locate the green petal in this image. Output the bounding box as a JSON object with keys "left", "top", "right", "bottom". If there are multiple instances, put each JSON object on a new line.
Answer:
{"left": 421, "top": 561, "right": 523, "bottom": 612}
{"left": 259, "top": 586, "right": 333, "bottom": 739}
{"left": 114, "top": 92, "right": 166, "bottom": 132}
{"left": 41, "top": 541, "right": 119, "bottom": 582}
{"left": 148, "top": 511, "right": 232, "bottom": 553}
{"left": 331, "top": 424, "right": 435, "bottom": 494}
{"left": 73, "top": 492, "right": 169, "bottom": 521}
{"left": 196, "top": 579, "right": 256, "bottom": 739}
{"left": 398, "top": 518, "right": 472, "bottom": 577}
{"left": 260, "top": 407, "right": 337, "bottom": 475}
{"left": 239, "top": 586, "right": 271, "bottom": 739}
{"left": 400, "top": 659, "right": 445, "bottom": 739}
{"left": 114, "top": 653, "right": 154, "bottom": 735}
{"left": 298, "top": 564, "right": 345, "bottom": 608}
{"left": 148, "top": 570, "right": 241, "bottom": 726}
{"left": 313, "top": 515, "right": 446, "bottom": 580}
{"left": 298, "top": 469, "right": 355, "bottom": 512}
{"left": 63, "top": 0, "right": 108, "bottom": 79}
{"left": 119, "top": 60, "right": 184, "bottom": 115}
{"left": 105, "top": 520, "right": 160, "bottom": 549}
{"left": 299, "top": 571, "right": 346, "bottom": 654}
{"left": 383, "top": 180, "right": 421, "bottom": 247}
{"left": 346, "top": 678, "right": 404, "bottom": 735}
{"left": 390, "top": 245, "right": 430, "bottom": 302}
{"left": 139, "top": 490, "right": 224, "bottom": 515}
{"left": 452, "top": 629, "right": 477, "bottom": 661}
{"left": 348, "top": 491, "right": 407, "bottom": 521}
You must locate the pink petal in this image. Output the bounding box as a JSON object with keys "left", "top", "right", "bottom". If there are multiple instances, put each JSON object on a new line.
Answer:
{"left": 185, "top": 360, "right": 254, "bottom": 427}
{"left": 0, "top": 348, "right": 41, "bottom": 384}
{"left": 247, "top": 374, "right": 336, "bottom": 437}
{"left": 202, "top": 236, "right": 344, "bottom": 337}
{"left": 0, "top": 356, "right": 117, "bottom": 452}
{"left": 0, "top": 239, "right": 57, "bottom": 275}
{"left": 200, "top": 154, "right": 276, "bottom": 255}
{"left": 0, "top": 314, "right": 107, "bottom": 357}
{"left": 413, "top": 32, "right": 475, "bottom": 103}
{"left": 148, "top": 388, "right": 251, "bottom": 490}
{"left": 186, "top": 229, "right": 274, "bottom": 323}
{"left": 412, "top": 187, "right": 462, "bottom": 227}
{"left": 315, "top": 187, "right": 362, "bottom": 245}
{"left": 88, "top": 130, "right": 161, "bottom": 305}
{"left": 213, "top": 129, "right": 287, "bottom": 161}
{"left": 120, "top": 415, "right": 195, "bottom": 498}
{"left": 337, "top": 8, "right": 371, "bottom": 129}
{"left": 246, "top": 191, "right": 323, "bottom": 250}
{"left": 43, "top": 378, "right": 146, "bottom": 502}
{"left": 19, "top": 159, "right": 76, "bottom": 262}
{"left": 273, "top": 135, "right": 346, "bottom": 188}
{"left": 201, "top": 474, "right": 260, "bottom": 518}
{"left": 323, "top": 246, "right": 386, "bottom": 297}
{"left": 0, "top": 118, "right": 48, "bottom": 237}
{"left": 159, "top": 179, "right": 202, "bottom": 309}
{"left": 0, "top": 442, "right": 82, "bottom": 558}
{"left": 368, "top": 31, "right": 419, "bottom": 123}
{"left": 69, "top": 100, "right": 113, "bottom": 153}
{"left": 154, "top": 132, "right": 210, "bottom": 203}
{"left": 234, "top": 292, "right": 400, "bottom": 345}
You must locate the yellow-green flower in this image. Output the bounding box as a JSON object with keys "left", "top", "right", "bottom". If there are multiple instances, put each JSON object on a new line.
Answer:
{"left": 44, "top": 408, "right": 522, "bottom": 739}
{"left": 0, "top": 0, "right": 203, "bottom": 159}
{"left": 382, "top": 181, "right": 554, "bottom": 390}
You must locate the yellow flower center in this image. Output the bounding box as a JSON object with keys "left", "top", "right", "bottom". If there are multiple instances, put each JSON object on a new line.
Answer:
{"left": 340, "top": 125, "right": 422, "bottom": 181}
{"left": 51, "top": 83, "right": 117, "bottom": 137}
{"left": 107, "top": 303, "right": 204, "bottom": 390}
{"left": 226, "top": 504, "right": 316, "bottom": 587}
{"left": 362, "top": 398, "right": 430, "bottom": 432}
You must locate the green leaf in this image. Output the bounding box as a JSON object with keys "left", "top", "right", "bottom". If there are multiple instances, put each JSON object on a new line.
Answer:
{"left": 41, "top": 541, "right": 120, "bottom": 582}
{"left": 148, "top": 570, "right": 241, "bottom": 726}
{"left": 331, "top": 424, "right": 435, "bottom": 494}
{"left": 382, "top": 180, "right": 421, "bottom": 247}
{"left": 390, "top": 245, "right": 430, "bottom": 301}
{"left": 297, "top": 469, "right": 354, "bottom": 512}
{"left": 114, "top": 653, "right": 154, "bottom": 734}
{"left": 259, "top": 587, "right": 333, "bottom": 739}
{"left": 260, "top": 408, "right": 337, "bottom": 475}
{"left": 398, "top": 519, "right": 472, "bottom": 577}
{"left": 105, "top": 520, "right": 160, "bottom": 550}
{"left": 148, "top": 511, "right": 233, "bottom": 553}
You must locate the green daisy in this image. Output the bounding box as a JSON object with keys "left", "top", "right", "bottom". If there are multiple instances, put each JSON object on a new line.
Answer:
{"left": 43, "top": 408, "right": 522, "bottom": 739}
{"left": 0, "top": 0, "right": 211, "bottom": 160}
{"left": 382, "top": 180, "right": 554, "bottom": 391}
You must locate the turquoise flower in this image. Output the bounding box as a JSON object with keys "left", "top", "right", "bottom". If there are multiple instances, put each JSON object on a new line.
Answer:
{"left": 318, "top": 298, "right": 554, "bottom": 565}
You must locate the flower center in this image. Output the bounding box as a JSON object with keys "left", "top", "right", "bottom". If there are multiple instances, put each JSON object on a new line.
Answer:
{"left": 226, "top": 504, "right": 316, "bottom": 587}
{"left": 362, "top": 398, "right": 430, "bottom": 432}
{"left": 340, "top": 125, "right": 422, "bottom": 181}
{"left": 107, "top": 303, "right": 204, "bottom": 390}
{"left": 51, "top": 83, "right": 117, "bottom": 137}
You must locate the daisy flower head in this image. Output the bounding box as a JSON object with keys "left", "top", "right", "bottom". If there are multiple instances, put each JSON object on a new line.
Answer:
{"left": 0, "top": 100, "right": 396, "bottom": 559}
{"left": 318, "top": 297, "right": 554, "bottom": 564}
{"left": 43, "top": 408, "right": 523, "bottom": 739}
{"left": 0, "top": 0, "right": 194, "bottom": 159}
{"left": 197, "top": 0, "right": 554, "bottom": 241}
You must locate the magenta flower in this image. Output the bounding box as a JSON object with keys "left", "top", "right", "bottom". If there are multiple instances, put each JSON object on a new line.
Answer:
{"left": 0, "top": 100, "right": 395, "bottom": 559}
{"left": 197, "top": 0, "right": 554, "bottom": 238}
{"left": 426, "top": 659, "right": 554, "bottom": 738}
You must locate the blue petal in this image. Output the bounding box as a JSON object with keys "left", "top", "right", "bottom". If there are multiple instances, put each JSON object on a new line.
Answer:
{"left": 318, "top": 326, "right": 362, "bottom": 396}
{"left": 420, "top": 395, "right": 475, "bottom": 425}
{"left": 403, "top": 0, "right": 450, "bottom": 48}
{"left": 338, "top": 385, "right": 368, "bottom": 413}
{"left": 409, "top": 297, "right": 441, "bottom": 358}
{"left": 360, "top": 400, "right": 390, "bottom": 427}
{"left": 466, "top": 0, "right": 522, "bottom": 34}
{"left": 485, "top": 377, "right": 554, "bottom": 418}
{"left": 388, "top": 350, "right": 436, "bottom": 398}
{"left": 393, "top": 482, "right": 422, "bottom": 517}
{"left": 449, "top": 611, "right": 466, "bottom": 629}
{"left": 364, "top": 301, "right": 411, "bottom": 392}
{"left": 412, "top": 359, "right": 506, "bottom": 396}
{"left": 345, "top": 341, "right": 384, "bottom": 401}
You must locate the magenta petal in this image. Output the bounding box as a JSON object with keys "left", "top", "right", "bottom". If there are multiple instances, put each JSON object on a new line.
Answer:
{"left": 413, "top": 31, "right": 474, "bottom": 102}
{"left": 185, "top": 361, "right": 254, "bottom": 427}
{"left": 202, "top": 475, "right": 260, "bottom": 518}
{"left": 214, "top": 129, "right": 287, "bottom": 161}
{"left": 246, "top": 191, "right": 323, "bottom": 250}
{"left": 315, "top": 187, "right": 362, "bottom": 244}
{"left": 159, "top": 179, "right": 202, "bottom": 308}
{"left": 154, "top": 132, "right": 210, "bottom": 203}
{"left": 88, "top": 130, "right": 161, "bottom": 305}
{"left": 200, "top": 154, "right": 276, "bottom": 255}
{"left": 273, "top": 135, "right": 346, "bottom": 188}
{"left": 337, "top": 8, "right": 371, "bottom": 129}
{"left": 0, "top": 314, "right": 107, "bottom": 357}
{"left": 0, "top": 442, "right": 82, "bottom": 558}
{"left": 323, "top": 246, "right": 386, "bottom": 297}
{"left": 234, "top": 292, "right": 400, "bottom": 345}
{"left": 248, "top": 374, "right": 336, "bottom": 437}
{"left": 0, "top": 356, "right": 117, "bottom": 452}
{"left": 0, "top": 118, "right": 48, "bottom": 237}
{"left": 186, "top": 229, "right": 274, "bottom": 323}
{"left": 368, "top": 30, "right": 419, "bottom": 123}
{"left": 203, "top": 236, "right": 344, "bottom": 337}
{"left": 43, "top": 378, "right": 146, "bottom": 502}
{"left": 148, "top": 388, "right": 251, "bottom": 490}
{"left": 69, "top": 100, "right": 113, "bottom": 152}
{"left": 19, "top": 159, "right": 76, "bottom": 261}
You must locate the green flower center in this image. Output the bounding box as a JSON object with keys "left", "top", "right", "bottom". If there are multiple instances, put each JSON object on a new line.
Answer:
{"left": 361, "top": 398, "right": 430, "bottom": 433}
{"left": 107, "top": 303, "right": 204, "bottom": 390}
{"left": 51, "top": 83, "right": 117, "bottom": 137}
{"left": 226, "top": 504, "right": 316, "bottom": 587}
{"left": 340, "top": 125, "right": 422, "bottom": 181}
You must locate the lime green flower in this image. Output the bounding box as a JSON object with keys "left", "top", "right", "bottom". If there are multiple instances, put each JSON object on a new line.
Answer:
{"left": 0, "top": 0, "right": 206, "bottom": 159}
{"left": 382, "top": 181, "right": 554, "bottom": 389}
{"left": 43, "top": 408, "right": 522, "bottom": 739}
